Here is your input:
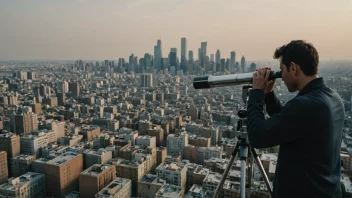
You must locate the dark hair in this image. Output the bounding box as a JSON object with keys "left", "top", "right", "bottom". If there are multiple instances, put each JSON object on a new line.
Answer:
{"left": 273, "top": 40, "right": 319, "bottom": 76}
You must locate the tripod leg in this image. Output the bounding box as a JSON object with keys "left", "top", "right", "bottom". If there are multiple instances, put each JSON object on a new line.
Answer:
{"left": 240, "top": 145, "right": 248, "bottom": 198}
{"left": 246, "top": 146, "right": 254, "bottom": 198}
{"left": 251, "top": 148, "right": 273, "bottom": 198}
{"left": 213, "top": 143, "right": 240, "bottom": 198}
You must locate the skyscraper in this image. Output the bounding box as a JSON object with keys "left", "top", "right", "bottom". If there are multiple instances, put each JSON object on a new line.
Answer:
{"left": 144, "top": 53, "right": 153, "bottom": 69}
{"left": 250, "top": 63, "right": 257, "bottom": 72}
{"left": 181, "top": 38, "right": 187, "bottom": 62}
{"left": 57, "top": 81, "right": 69, "bottom": 93}
{"left": 188, "top": 50, "right": 194, "bottom": 64}
{"left": 69, "top": 82, "right": 80, "bottom": 97}
{"left": 140, "top": 74, "right": 153, "bottom": 88}
{"left": 129, "top": 54, "right": 135, "bottom": 65}
{"left": 0, "top": 151, "right": 8, "bottom": 184}
{"left": 230, "top": 51, "right": 236, "bottom": 72}
{"left": 241, "top": 56, "right": 246, "bottom": 73}
{"left": 169, "top": 49, "right": 177, "bottom": 68}
{"left": 45, "top": 153, "right": 83, "bottom": 198}
{"left": 154, "top": 39, "right": 163, "bottom": 71}
{"left": 215, "top": 50, "right": 221, "bottom": 64}
{"left": 210, "top": 54, "right": 215, "bottom": 62}
{"left": 11, "top": 113, "right": 38, "bottom": 135}
{"left": 200, "top": 42, "right": 207, "bottom": 67}
{"left": 220, "top": 59, "right": 226, "bottom": 72}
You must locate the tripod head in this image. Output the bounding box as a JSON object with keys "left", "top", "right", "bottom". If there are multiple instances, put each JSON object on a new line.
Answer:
{"left": 237, "top": 85, "right": 252, "bottom": 138}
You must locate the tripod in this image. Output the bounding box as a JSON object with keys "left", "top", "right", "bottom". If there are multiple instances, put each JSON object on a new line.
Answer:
{"left": 213, "top": 86, "right": 273, "bottom": 198}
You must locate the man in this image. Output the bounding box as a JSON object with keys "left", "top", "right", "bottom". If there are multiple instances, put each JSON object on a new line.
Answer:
{"left": 247, "top": 40, "right": 345, "bottom": 198}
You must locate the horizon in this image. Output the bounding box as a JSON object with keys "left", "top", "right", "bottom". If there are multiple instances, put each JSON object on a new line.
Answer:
{"left": 0, "top": 0, "right": 351, "bottom": 60}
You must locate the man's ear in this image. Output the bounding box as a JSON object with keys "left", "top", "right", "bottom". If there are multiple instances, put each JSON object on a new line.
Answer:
{"left": 290, "top": 62, "right": 299, "bottom": 76}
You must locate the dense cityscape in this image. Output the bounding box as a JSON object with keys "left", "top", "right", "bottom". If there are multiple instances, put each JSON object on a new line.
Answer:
{"left": 0, "top": 38, "right": 351, "bottom": 198}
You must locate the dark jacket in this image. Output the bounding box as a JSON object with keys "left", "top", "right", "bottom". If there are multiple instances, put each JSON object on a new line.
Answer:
{"left": 247, "top": 78, "right": 345, "bottom": 198}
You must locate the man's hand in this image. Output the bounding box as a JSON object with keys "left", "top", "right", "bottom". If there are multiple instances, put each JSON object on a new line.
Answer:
{"left": 252, "top": 67, "right": 276, "bottom": 93}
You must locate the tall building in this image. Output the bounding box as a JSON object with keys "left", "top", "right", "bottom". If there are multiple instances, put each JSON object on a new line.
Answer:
{"left": 95, "top": 177, "right": 132, "bottom": 198}
{"left": 27, "top": 71, "right": 36, "bottom": 80}
{"left": 215, "top": 50, "right": 221, "bottom": 65}
{"left": 200, "top": 42, "right": 207, "bottom": 67}
{"left": 16, "top": 71, "right": 27, "bottom": 80}
{"left": 20, "top": 130, "right": 57, "bottom": 157}
{"left": 144, "top": 53, "right": 153, "bottom": 69}
{"left": 84, "top": 149, "right": 112, "bottom": 169}
{"left": 30, "top": 103, "right": 42, "bottom": 115}
{"left": 10, "top": 154, "right": 35, "bottom": 177}
{"left": 138, "top": 174, "right": 165, "bottom": 198}
{"left": 39, "top": 85, "right": 51, "bottom": 97}
{"left": 154, "top": 39, "right": 163, "bottom": 71}
{"left": 0, "top": 172, "right": 45, "bottom": 198}
{"left": 220, "top": 59, "right": 226, "bottom": 72}
{"left": 169, "top": 51, "right": 177, "bottom": 67}
{"left": 249, "top": 62, "right": 257, "bottom": 72}
{"left": 46, "top": 121, "right": 65, "bottom": 139}
{"left": 230, "top": 51, "right": 236, "bottom": 72}
{"left": 11, "top": 113, "right": 38, "bottom": 135}
{"left": 0, "top": 133, "right": 20, "bottom": 159}
{"left": 156, "top": 162, "right": 187, "bottom": 188}
{"left": 57, "top": 81, "right": 69, "bottom": 93}
{"left": 166, "top": 132, "right": 188, "bottom": 156}
{"left": 241, "top": 56, "right": 246, "bottom": 73}
{"left": 210, "top": 54, "right": 215, "bottom": 62}
{"left": 181, "top": 38, "right": 187, "bottom": 62}
{"left": 69, "top": 82, "right": 80, "bottom": 97}
{"left": 79, "top": 162, "right": 117, "bottom": 198}
{"left": 45, "top": 153, "right": 83, "bottom": 198}
{"left": 188, "top": 50, "right": 194, "bottom": 64}
{"left": 189, "top": 105, "right": 198, "bottom": 121}
{"left": 0, "top": 152, "right": 8, "bottom": 184}
{"left": 140, "top": 74, "right": 153, "bottom": 88}
{"left": 56, "top": 92, "right": 65, "bottom": 106}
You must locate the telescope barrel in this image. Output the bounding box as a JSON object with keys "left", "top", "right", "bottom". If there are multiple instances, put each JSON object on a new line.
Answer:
{"left": 193, "top": 71, "right": 282, "bottom": 89}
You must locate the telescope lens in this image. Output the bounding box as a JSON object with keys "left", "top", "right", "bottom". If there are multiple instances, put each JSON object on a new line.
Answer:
{"left": 238, "top": 110, "right": 247, "bottom": 118}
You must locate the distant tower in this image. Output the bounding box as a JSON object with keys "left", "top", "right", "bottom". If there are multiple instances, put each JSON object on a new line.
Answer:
{"left": 200, "top": 42, "right": 207, "bottom": 67}
{"left": 169, "top": 49, "right": 177, "bottom": 68}
{"left": 241, "top": 56, "right": 246, "bottom": 73}
{"left": 215, "top": 50, "right": 221, "bottom": 64}
{"left": 140, "top": 74, "right": 153, "bottom": 88}
{"left": 249, "top": 63, "right": 257, "bottom": 72}
{"left": 230, "top": 51, "right": 236, "bottom": 72}
{"left": 210, "top": 54, "right": 215, "bottom": 62}
{"left": 154, "top": 40, "right": 163, "bottom": 71}
{"left": 181, "top": 38, "right": 187, "bottom": 62}
{"left": 188, "top": 51, "right": 194, "bottom": 64}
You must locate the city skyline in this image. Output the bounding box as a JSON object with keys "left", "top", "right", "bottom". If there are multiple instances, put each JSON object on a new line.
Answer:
{"left": 0, "top": 0, "right": 351, "bottom": 61}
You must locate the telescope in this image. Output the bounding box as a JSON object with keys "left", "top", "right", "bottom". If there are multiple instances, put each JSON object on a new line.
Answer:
{"left": 193, "top": 71, "right": 282, "bottom": 89}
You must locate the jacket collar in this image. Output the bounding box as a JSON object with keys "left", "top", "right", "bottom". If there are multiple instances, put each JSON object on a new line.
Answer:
{"left": 297, "top": 77, "right": 326, "bottom": 96}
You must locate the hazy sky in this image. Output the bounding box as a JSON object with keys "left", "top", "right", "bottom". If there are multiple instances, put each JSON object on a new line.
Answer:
{"left": 0, "top": 0, "right": 351, "bottom": 61}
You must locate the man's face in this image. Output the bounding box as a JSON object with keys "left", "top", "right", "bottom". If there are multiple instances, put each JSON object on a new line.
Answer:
{"left": 280, "top": 59, "right": 298, "bottom": 92}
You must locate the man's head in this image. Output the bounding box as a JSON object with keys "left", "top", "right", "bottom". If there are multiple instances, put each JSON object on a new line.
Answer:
{"left": 273, "top": 40, "right": 319, "bottom": 92}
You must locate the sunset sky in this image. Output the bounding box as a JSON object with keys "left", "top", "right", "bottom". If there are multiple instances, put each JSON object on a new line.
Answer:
{"left": 0, "top": 0, "right": 351, "bottom": 61}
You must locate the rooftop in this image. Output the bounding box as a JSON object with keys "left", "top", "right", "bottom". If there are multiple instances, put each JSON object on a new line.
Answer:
{"left": 80, "top": 164, "right": 113, "bottom": 176}
{"left": 156, "top": 162, "right": 185, "bottom": 172}
{"left": 96, "top": 177, "right": 131, "bottom": 197}
{"left": 204, "top": 172, "right": 222, "bottom": 183}
{"left": 0, "top": 172, "right": 45, "bottom": 191}
{"left": 155, "top": 184, "right": 182, "bottom": 198}
{"left": 0, "top": 132, "right": 19, "bottom": 138}
{"left": 260, "top": 153, "right": 278, "bottom": 162}
{"left": 12, "top": 154, "right": 35, "bottom": 160}
{"left": 46, "top": 153, "right": 80, "bottom": 166}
